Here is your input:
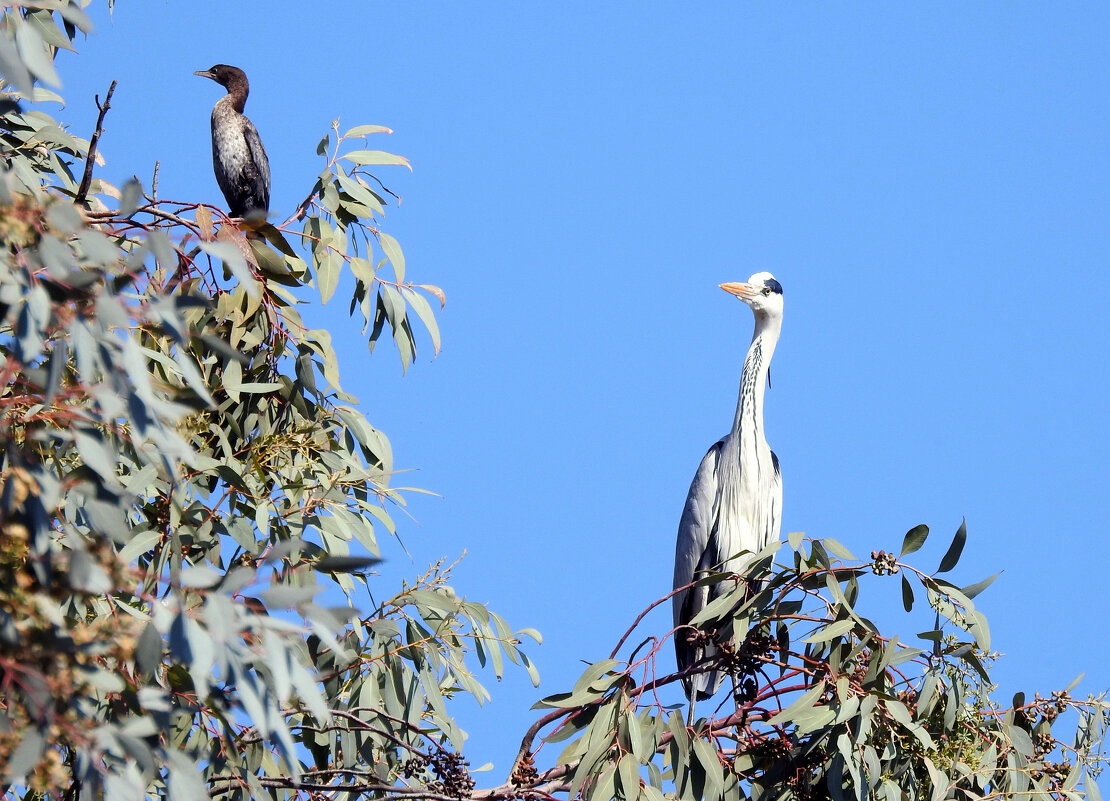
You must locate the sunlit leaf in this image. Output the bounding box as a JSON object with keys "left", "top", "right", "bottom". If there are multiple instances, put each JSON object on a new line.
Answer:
{"left": 343, "top": 124, "right": 393, "bottom": 137}
{"left": 402, "top": 286, "right": 441, "bottom": 355}
{"left": 823, "top": 537, "right": 857, "bottom": 561}
{"left": 342, "top": 149, "right": 412, "bottom": 170}
{"left": 804, "top": 618, "right": 855, "bottom": 644}
{"left": 377, "top": 231, "right": 405, "bottom": 282}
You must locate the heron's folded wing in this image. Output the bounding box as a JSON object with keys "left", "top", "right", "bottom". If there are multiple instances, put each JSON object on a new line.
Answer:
{"left": 672, "top": 437, "right": 724, "bottom": 626}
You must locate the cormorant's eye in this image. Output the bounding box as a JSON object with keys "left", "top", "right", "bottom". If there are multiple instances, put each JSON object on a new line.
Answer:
{"left": 762, "top": 287, "right": 771, "bottom": 296}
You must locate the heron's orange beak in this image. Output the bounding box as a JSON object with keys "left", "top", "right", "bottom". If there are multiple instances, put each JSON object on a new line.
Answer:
{"left": 719, "top": 282, "right": 756, "bottom": 300}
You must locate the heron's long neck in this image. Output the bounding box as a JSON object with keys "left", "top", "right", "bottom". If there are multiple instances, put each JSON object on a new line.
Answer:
{"left": 731, "top": 316, "right": 781, "bottom": 440}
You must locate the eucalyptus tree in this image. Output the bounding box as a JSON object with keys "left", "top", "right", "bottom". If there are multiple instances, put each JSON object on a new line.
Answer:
{"left": 515, "top": 525, "right": 1110, "bottom": 801}
{"left": 0, "top": 3, "right": 536, "bottom": 798}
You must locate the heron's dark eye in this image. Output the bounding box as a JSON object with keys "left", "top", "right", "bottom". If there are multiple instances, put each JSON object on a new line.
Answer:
{"left": 762, "top": 287, "right": 771, "bottom": 296}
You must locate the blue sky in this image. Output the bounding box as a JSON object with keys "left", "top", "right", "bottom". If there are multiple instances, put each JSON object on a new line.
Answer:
{"left": 54, "top": 1, "right": 1109, "bottom": 776}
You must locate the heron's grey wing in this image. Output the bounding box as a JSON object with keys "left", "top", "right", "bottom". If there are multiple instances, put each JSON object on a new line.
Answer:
{"left": 673, "top": 438, "right": 723, "bottom": 619}
{"left": 241, "top": 119, "right": 271, "bottom": 211}
{"left": 673, "top": 437, "right": 725, "bottom": 700}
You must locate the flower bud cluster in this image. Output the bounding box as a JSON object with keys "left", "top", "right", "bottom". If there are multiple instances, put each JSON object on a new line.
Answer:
{"left": 870, "top": 550, "right": 899, "bottom": 575}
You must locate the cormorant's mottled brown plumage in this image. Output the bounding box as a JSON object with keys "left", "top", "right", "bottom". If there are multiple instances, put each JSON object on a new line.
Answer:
{"left": 194, "top": 64, "right": 270, "bottom": 218}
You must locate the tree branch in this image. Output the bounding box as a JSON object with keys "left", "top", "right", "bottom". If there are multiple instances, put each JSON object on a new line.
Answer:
{"left": 283, "top": 185, "right": 320, "bottom": 227}
{"left": 75, "top": 79, "right": 116, "bottom": 205}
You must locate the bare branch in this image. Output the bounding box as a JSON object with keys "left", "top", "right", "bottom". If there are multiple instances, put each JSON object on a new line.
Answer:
{"left": 75, "top": 79, "right": 117, "bottom": 205}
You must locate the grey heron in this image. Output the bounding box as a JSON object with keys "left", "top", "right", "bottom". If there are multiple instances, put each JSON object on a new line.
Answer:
{"left": 672, "top": 272, "right": 784, "bottom": 714}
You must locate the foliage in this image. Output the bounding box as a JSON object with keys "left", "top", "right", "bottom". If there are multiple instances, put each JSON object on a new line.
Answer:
{"left": 513, "top": 523, "right": 1110, "bottom": 801}
{"left": 0, "top": 3, "right": 537, "bottom": 799}
{"left": 1, "top": 4, "right": 1108, "bottom": 801}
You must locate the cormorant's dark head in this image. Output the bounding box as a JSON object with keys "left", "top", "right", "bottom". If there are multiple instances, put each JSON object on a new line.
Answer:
{"left": 194, "top": 64, "right": 249, "bottom": 95}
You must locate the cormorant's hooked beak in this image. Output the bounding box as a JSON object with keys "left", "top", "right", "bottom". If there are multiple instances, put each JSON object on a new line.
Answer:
{"left": 194, "top": 69, "right": 215, "bottom": 81}
{"left": 719, "top": 281, "right": 757, "bottom": 301}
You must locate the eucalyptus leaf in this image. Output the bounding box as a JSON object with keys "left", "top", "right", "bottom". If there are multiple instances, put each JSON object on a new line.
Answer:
{"left": 937, "top": 517, "right": 967, "bottom": 573}
{"left": 961, "top": 571, "right": 1000, "bottom": 599}
{"left": 804, "top": 618, "right": 855, "bottom": 644}
{"left": 200, "top": 240, "right": 256, "bottom": 297}
{"left": 901, "top": 574, "right": 914, "bottom": 612}
{"left": 342, "top": 149, "right": 412, "bottom": 170}
{"left": 4, "top": 726, "right": 46, "bottom": 783}
{"left": 900, "top": 524, "right": 929, "bottom": 557}
{"left": 314, "top": 555, "right": 383, "bottom": 573}
{"left": 14, "top": 21, "right": 60, "bottom": 87}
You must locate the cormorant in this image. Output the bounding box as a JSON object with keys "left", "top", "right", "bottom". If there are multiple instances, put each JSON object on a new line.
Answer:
{"left": 194, "top": 64, "right": 270, "bottom": 218}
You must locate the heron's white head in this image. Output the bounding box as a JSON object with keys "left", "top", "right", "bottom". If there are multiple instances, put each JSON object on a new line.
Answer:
{"left": 719, "top": 272, "right": 783, "bottom": 318}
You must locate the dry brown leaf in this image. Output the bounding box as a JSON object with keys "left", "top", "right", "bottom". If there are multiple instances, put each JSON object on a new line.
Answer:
{"left": 216, "top": 223, "right": 258, "bottom": 268}
{"left": 417, "top": 283, "right": 446, "bottom": 308}
{"left": 195, "top": 206, "right": 213, "bottom": 241}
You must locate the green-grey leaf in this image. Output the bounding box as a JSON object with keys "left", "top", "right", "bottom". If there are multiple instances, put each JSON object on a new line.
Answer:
{"left": 900, "top": 524, "right": 929, "bottom": 557}
{"left": 136, "top": 620, "right": 162, "bottom": 678}
{"left": 377, "top": 231, "right": 405, "bottom": 282}
{"left": 74, "top": 429, "right": 118, "bottom": 484}
{"left": 804, "top": 618, "right": 855, "bottom": 644}
{"left": 179, "top": 566, "right": 222, "bottom": 589}
{"left": 166, "top": 747, "right": 210, "bottom": 801}
{"left": 769, "top": 681, "right": 826, "bottom": 726}
{"left": 937, "top": 517, "right": 967, "bottom": 573}
{"left": 1085, "top": 771, "right": 1103, "bottom": 801}
{"left": 822, "top": 537, "right": 857, "bottom": 561}
{"left": 316, "top": 247, "right": 341, "bottom": 304}
{"left": 200, "top": 241, "right": 255, "bottom": 297}
{"left": 341, "top": 149, "right": 412, "bottom": 170}
{"left": 69, "top": 548, "right": 112, "bottom": 594}
{"left": 901, "top": 574, "right": 914, "bottom": 612}
{"left": 1009, "top": 724, "right": 1034, "bottom": 757}
{"left": 258, "top": 580, "right": 319, "bottom": 610}
{"left": 15, "top": 21, "right": 60, "bottom": 88}
{"left": 314, "top": 555, "right": 382, "bottom": 573}
{"left": 0, "top": 30, "right": 35, "bottom": 95}
{"left": 961, "top": 571, "right": 1000, "bottom": 599}
{"left": 402, "top": 287, "right": 441, "bottom": 355}
{"left": 343, "top": 124, "right": 392, "bottom": 137}
{"left": 4, "top": 726, "right": 46, "bottom": 783}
